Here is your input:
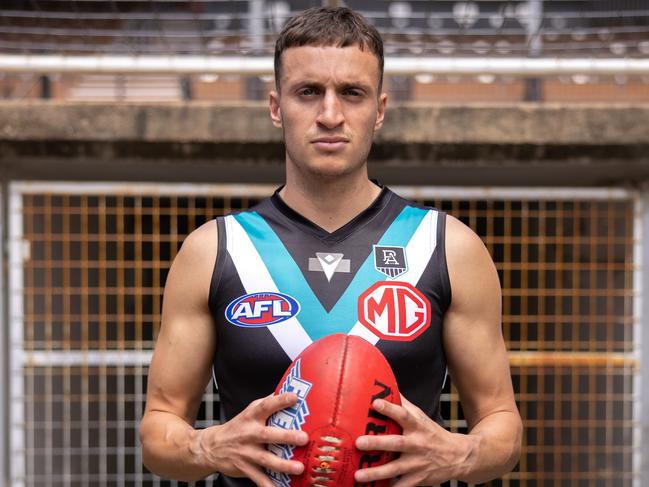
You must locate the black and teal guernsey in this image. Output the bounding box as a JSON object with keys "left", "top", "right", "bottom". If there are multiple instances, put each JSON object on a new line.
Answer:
{"left": 208, "top": 185, "right": 451, "bottom": 477}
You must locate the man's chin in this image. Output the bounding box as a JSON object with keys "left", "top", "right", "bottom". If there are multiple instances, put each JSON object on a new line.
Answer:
{"left": 305, "top": 163, "right": 364, "bottom": 180}
{"left": 286, "top": 150, "right": 369, "bottom": 181}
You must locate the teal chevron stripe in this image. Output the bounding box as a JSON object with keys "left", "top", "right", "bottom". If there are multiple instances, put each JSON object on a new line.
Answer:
{"left": 234, "top": 205, "right": 429, "bottom": 340}
{"left": 234, "top": 212, "right": 331, "bottom": 336}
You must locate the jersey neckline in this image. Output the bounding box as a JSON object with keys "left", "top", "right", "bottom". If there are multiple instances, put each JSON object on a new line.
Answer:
{"left": 269, "top": 182, "right": 393, "bottom": 243}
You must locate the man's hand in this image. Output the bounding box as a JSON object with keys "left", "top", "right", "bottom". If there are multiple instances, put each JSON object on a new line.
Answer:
{"left": 354, "top": 395, "right": 477, "bottom": 487}
{"left": 194, "top": 392, "right": 309, "bottom": 487}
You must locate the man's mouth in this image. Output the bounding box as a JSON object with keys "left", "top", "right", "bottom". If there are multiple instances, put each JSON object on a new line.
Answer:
{"left": 311, "top": 137, "right": 349, "bottom": 151}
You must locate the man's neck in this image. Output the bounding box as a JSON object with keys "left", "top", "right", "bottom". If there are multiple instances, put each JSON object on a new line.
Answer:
{"left": 279, "top": 174, "right": 382, "bottom": 233}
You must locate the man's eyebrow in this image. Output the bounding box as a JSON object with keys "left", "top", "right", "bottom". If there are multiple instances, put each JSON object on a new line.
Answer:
{"left": 293, "top": 80, "right": 324, "bottom": 88}
{"left": 339, "top": 81, "right": 371, "bottom": 92}
{"left": 289, "top": 80, "right": 372, "bottom": 91}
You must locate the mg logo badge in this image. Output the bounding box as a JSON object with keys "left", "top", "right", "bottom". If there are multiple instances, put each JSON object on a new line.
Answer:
{"left": 358, "top": 281, "right": 431, "bottom": 341}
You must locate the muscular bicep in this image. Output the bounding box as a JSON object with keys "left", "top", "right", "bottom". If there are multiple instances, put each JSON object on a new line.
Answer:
{"left": 443, "top": 215, "right": 517, "bottom": 430}
{"left": 144, "top": 221, "right": 218, "bottom": 425}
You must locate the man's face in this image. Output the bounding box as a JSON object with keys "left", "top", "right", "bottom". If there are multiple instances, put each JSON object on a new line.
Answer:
{"left": 269, "top": 45, "right": 387, "bottom": 180}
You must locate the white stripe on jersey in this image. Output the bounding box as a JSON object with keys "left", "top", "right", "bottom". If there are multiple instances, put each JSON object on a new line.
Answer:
{"left": 225, "top": 215, "right": 313, "bottom": 360}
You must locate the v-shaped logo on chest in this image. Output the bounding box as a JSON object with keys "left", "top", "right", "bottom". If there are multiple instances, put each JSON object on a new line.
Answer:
{"left": 308, "top": 252, "right": 351, "bottom": 282}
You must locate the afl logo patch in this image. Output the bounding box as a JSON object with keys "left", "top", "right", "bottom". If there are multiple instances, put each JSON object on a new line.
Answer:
{"left": 225, "top": 292, "right": 300, "bottom": 327}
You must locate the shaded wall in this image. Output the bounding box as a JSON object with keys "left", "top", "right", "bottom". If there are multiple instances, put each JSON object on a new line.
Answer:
{"left": 0, "top": 101, "right": 648, "bottom": 186}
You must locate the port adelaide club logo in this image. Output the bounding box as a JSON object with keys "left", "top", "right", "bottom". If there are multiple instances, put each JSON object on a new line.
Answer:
{"left": 373, "top": 245, "right": 407, "bottom": 278}
{"left": 225, "top": 292, "right": 300, "bottom": 327}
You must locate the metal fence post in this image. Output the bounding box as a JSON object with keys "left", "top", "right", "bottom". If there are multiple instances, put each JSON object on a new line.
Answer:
{"left": 638, "top": 185, "right": 649, "bottom": 487}
{"left": 1, "top": 179, "right": 8, "bottom": 487}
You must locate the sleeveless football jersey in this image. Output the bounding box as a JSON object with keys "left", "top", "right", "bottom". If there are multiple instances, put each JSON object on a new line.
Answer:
{"left": 207, "top": 185, "right": 451, "bottom": 486}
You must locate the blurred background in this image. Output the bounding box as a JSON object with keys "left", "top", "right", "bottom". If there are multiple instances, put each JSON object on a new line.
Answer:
{"left": 0, "top": 1, "right": 647, "bottom": 486}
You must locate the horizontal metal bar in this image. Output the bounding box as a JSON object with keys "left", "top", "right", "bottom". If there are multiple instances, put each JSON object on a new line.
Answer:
{"left": 2, "top": 55, "right": 649, "bottom": 75}
{"left": 10, "top": 181, "right": 278, "bottom": 197}
{"left": 4, "top": 25, "right": 649, "bottom": 39}
{"left": 0, "top": 43, "right": 629, "bottom": 57}
{"left": 2, "top": 8, "right": 648, "bottom": 21}
{"left": 10, "top": 182, "right": 635, "bottom": 200}
{"left": 392, "top": 186, "right": 635, "bottom": 200}
{"left": 0, "top": 41, "right": 646, "bottom": 57}
{"left": 16, "top": 350, "right": 638, "bottom": 369}
{"left": 509, "top": 351, "right": 638, "bottom": 369}
{"left": 387, "top": 57, "right": 649, "bottom": 76}
{"left": 19, "top": 350, "right": 153, "bottom": 367}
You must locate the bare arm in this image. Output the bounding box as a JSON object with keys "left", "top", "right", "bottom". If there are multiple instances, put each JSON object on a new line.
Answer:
{"left": 139, "top": 221, "right": 307, "bottom": 484}
{"left": 354, "top": 214, "right": 522, "bottom": 486}
{"left": 139, "top": 221, "right": 219, "bottom": 480}
{"left": 443, "top": 214, "right": 522, "bottom": 483}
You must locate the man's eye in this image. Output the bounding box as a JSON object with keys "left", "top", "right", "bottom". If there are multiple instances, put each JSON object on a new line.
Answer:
{"left": 344, "top": 89, "right": 363, "bottom": 97}
{"left": 299, "top": 88, "right": 317, "bottom": 96}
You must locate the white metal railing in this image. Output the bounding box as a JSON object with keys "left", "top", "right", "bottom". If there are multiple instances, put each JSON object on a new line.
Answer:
{"left": 1, "top": 55, "right": 649, "bottom": 76}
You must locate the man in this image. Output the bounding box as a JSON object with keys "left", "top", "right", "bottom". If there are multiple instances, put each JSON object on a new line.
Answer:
{"left": 140, "top": 6, "right": 522, "bottom": 486}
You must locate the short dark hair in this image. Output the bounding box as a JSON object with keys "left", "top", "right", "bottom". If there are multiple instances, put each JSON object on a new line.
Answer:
{"left": 274, "top": 7, "right": 384, "bottom": 92}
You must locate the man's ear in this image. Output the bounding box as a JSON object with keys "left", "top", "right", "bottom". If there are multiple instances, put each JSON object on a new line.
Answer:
{"left": 269, "top": 90, "right": 282, "bottom": 128}
{"left": 374, "top": 92, "right": 388, "bottom": 131}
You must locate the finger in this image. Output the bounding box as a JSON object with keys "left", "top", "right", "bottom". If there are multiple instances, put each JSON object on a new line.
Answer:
{"left": 371, "top": 399, "right": 419, "bottom": 430}
{"left": 258, "top": 425, "right": 309, "bottom": 446}
{"left": 399, "top": 393, "right": 414, "bottom": 409}
{"left": 398, "top": 395, "right": 431, "bottom": 423}
{"left": 355, "top": 434, "right": 412, "bottom": 453}
{"left": 354, "top": 457, "right": 408, "bottom": 483}
{"left": 238, "top": 462, "right": 276, "bottom": 487}
{"left": 253, "top": 449, "right": 304, "bottom": 476}
{"left": 250, "top": 393, "right": 299, "bottom": 420}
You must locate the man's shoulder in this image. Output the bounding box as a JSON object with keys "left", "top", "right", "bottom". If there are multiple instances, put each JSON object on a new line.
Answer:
{"left": 179, "top": 219, "right": 218, "bottom": 262}
{"left": 165, "top": 219, "right": 218, "bottom": 305}
{"left": 444, "top": 214, "right": 498, "bottom": 291}
{"left": 445, "top": 214, "right": 485, "bottom": 254}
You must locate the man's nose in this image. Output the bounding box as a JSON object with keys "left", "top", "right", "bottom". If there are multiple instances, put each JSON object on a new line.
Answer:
{"left": 316, "top": 91, "right": 345, "bottom": 129}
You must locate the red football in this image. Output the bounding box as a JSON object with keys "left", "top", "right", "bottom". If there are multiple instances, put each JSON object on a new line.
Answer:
{"left": 267, "top": 333, "right": 402, "bottom": 487}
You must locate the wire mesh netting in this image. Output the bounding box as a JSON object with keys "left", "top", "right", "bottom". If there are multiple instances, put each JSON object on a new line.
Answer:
{"left": 2, "top": 0, "right": 648, "bottom": 57}
{"left": 9, "top": 184, "right": 638, "bottom": 486}
{"left": 1, "top": 1, "right": 648, "bottom": 102}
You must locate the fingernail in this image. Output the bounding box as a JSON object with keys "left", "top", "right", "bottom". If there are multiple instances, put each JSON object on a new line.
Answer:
{"left": 356, "top": 437, "right": 367, "bottom": 449}
{"left": 297, "top": 432, "right": 308, "bottom": 443}
{"left": 373, "top": 399, "right": 384, "bottom": 411}
{"left": 292, "top": 463, "right": 304, "bottom": 474}
{"left": 355, "top": 471, "right": 366, "bottom": 482}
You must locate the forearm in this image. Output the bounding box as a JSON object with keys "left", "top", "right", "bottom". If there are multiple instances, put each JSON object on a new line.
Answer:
{"left": 455, "top": 410, "right": 523, "bottom": 484}
{"left": 140, "top": 410, "right": 218, "bottom": 482}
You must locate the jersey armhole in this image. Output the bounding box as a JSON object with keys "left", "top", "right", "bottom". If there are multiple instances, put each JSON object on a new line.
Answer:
{"left": 437, "top": 211, "right": 452, "bottom": 314}
{"left": 208, "top": 217, "right": 227, "bottom": 316}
